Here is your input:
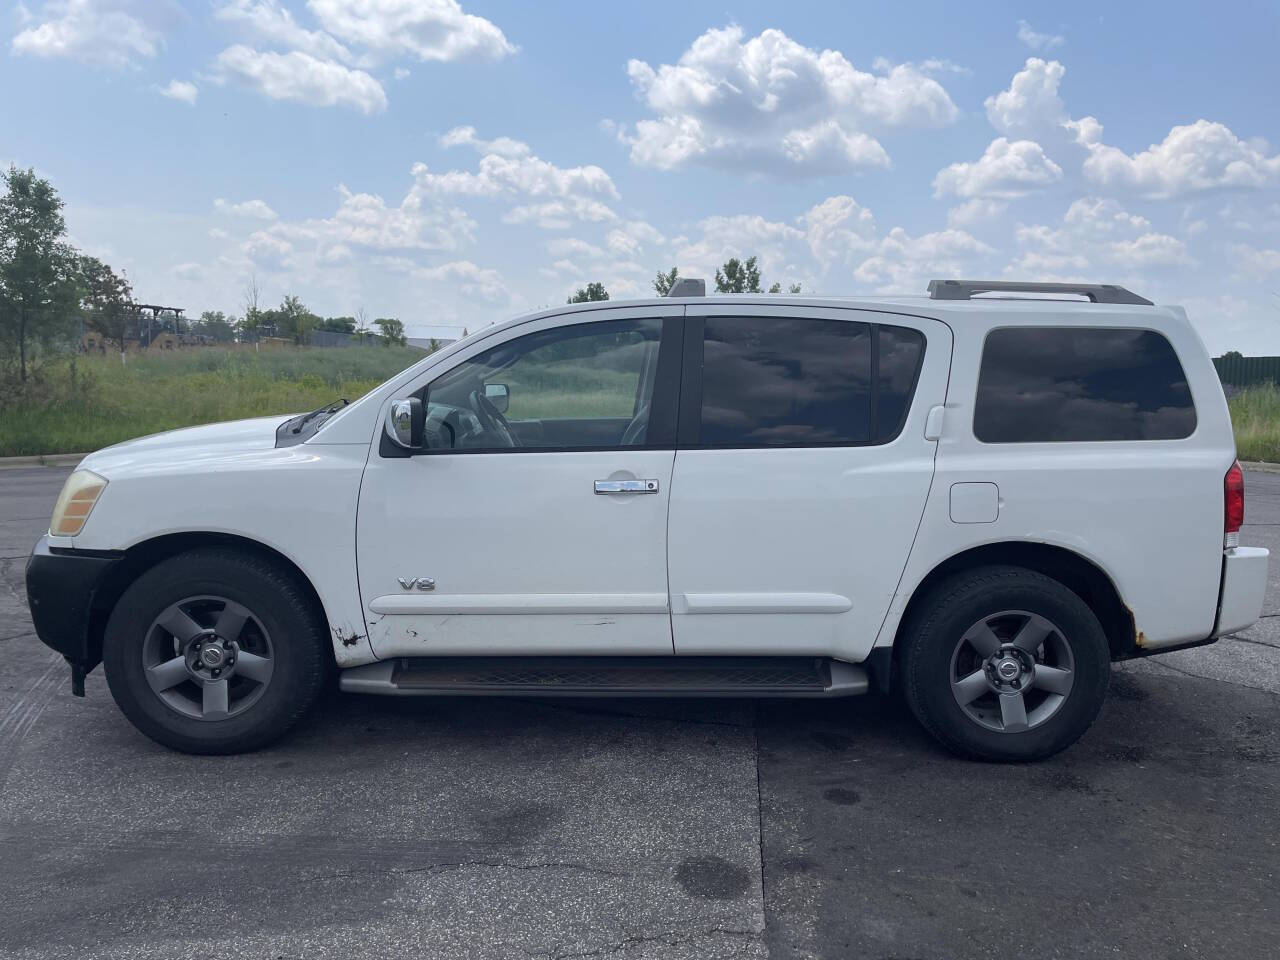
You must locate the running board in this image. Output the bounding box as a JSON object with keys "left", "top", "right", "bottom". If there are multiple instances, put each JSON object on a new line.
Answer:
{"left": 339, "top": 656, "right": 868, "bottom": 698}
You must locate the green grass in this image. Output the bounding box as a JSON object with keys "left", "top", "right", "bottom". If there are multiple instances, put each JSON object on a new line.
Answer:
{"left": 1228, "top": 384, "right": 1280, "bottom": 463}
{"left": 0, "top": 345, "right": 425, "bottom": 456}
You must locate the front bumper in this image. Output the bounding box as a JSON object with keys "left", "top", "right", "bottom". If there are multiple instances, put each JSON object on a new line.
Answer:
{"left": 1213, "top": 546, "right": 1270, "bottom": 638}
{"left": 25, "top": 535, "right": 121, "bottom": 694}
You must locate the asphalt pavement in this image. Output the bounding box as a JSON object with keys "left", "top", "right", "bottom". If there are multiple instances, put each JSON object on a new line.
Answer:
{"left": 1, "top": 466, "right": 1276, "bottom": 959}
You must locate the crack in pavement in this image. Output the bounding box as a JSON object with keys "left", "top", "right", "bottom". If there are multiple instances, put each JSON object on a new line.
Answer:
{"left": 1137, "top": 655, "right": 1280, "bottom": 695}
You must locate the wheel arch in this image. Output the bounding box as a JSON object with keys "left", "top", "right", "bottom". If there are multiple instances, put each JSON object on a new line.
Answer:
{"left": 891, "top": 541, "right": 1137, "bottom": 665}
{"left": 88, "top": 532, "right": 335, "bottom": 671}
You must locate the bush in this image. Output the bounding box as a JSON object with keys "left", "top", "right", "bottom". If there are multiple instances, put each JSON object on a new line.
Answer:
{"left": 1228, "top": 384, "right": 1280, "bottom": 462}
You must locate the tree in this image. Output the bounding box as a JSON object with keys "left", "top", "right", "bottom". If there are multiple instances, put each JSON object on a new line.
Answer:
{"left": 80, "top": 256, "right": 135, "bottom": 364}
{"left": 193, "top": 310, "right": 236, "bottom": 342}
{"left": 238, "top": 274, "right": 263, "bottom": 344}
{"left": 567, "top": 282, "right": 609, "bottom": 303}
{"left": 768, "top": 281, "right": 803, "bottom": 294}
{"left": 0, "top": 166, "right": 80, "bottom": 383}
{"left": 374, "top": 317, "right": 406, "bottom": 347}
{"left": 317, "top": 315, "right": 356, "bottom": 335}
{"left": 714, "top": 256, "right": 762, "bottom": 293}
{"left": 276, "top": 294, "right": 317, "bottom": 345}
{"left": 653, "top": 266, "right": 679, "bottom": 296}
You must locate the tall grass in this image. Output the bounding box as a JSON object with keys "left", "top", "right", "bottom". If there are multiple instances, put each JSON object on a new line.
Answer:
{"left": 1228, "top": 384, "right": 1280, "bottom": 463}
{"left": 0, "top": 345, "right": 425, "bottom": 456}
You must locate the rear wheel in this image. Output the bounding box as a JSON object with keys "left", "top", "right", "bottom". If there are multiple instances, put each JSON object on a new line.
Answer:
{"left": 103, "top": 548, "right": 328, "bottom": 754}
{"left": 900, "top": 565, "right": 1110, "bottom": 761}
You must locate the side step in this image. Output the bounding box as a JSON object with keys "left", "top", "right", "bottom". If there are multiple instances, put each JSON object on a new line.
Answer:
{"left": 339, "top": 656, "right": 868, "bottom": 698}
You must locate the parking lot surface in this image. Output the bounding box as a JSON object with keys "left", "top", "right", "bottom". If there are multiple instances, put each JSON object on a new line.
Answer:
{"left": 1, "top": 465, "right": 1277, "bottom": 958}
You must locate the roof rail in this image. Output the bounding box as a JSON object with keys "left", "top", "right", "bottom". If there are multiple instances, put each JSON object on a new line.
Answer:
{"left": 666, "top": 277, "right": 706, "bottom": 298}
{"left": 927, "top": 279, "right": 1153, "bottom": 306}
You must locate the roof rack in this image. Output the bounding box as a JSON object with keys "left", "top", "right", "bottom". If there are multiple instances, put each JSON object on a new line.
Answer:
{"left": 927, "top": 279, "right": 1153, "bottom": 306}
{"left": 665, "top": 277, "right": 706, "bottom": 298}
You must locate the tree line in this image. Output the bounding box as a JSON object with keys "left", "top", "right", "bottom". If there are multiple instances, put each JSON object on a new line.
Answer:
{"left": 0, "top": 166, "right": 411, "bottom": 390}
{"left": 568, "top": 256, "right": 802, "bottom": 304}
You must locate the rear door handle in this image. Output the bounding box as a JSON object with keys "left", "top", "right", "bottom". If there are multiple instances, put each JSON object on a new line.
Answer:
{"left": 594, "top": 479, "right": 660, "bottom": 494}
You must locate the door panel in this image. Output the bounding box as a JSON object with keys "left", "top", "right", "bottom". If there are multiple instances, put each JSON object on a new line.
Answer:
{"left": 359, "top": 451, "right": 675, "bottom": 656}
{"left": 668, "top": 306, "right": 952, "bottom": 662}
{"left": 357, "top": 307, "right": 683, "bottom": 658}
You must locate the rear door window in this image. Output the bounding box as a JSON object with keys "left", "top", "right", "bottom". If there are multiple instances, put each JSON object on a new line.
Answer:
{"left": 688, "top": 316, "right": 925, "bottom": 448}
{"left": 974, "top": 327, "right": 1196, "bottom": 442}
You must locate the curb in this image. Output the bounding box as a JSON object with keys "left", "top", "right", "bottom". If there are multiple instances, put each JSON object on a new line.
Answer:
{"left": 0, "top": 453, "right": 87, "bottom": 471}
{"left": 1242, "top": 460, "right": 1280, "bottom": 475}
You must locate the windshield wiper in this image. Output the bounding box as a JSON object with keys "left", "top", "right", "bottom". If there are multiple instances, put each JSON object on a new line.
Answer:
{"left": 291, "top": 398, "right": 349, "bottom": 434}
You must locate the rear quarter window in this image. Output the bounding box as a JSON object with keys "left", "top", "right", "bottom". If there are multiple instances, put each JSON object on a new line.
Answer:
{"left": 974, "top": 327, "right": 1197, "bottom": 443}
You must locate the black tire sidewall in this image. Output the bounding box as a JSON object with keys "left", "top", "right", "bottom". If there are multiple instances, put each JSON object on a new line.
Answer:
{"left": 903, "top": 566, "right": 1110, "bottom": 761}
{"left": 103, "top": 549, "right": 326, "bottom": 753}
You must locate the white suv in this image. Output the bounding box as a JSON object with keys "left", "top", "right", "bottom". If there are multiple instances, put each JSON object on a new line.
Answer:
{"left": 25, "top": 279, "right": 1269, "bottom": 761}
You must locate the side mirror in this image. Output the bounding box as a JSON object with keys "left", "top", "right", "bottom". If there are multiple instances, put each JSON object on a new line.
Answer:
{"left": 385, "top": 397, "right": 425, "bottom": 451}
{"left": 483, "top": 382, "right": 510, "bottom": 415}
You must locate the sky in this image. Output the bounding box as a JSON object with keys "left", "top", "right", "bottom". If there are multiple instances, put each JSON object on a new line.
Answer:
{"left": 1, "top": 1, "right": 1278, "bottom": 352}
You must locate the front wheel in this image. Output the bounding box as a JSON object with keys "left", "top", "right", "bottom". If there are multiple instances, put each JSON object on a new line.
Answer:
{"left": 900, "top": 565, "right": 1110, "bottom": 761}
{"left": 103, "top": 548, "right": 328, "bottom": 754}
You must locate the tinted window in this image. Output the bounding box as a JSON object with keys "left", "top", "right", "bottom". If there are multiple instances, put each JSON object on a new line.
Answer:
{"left": 695, "top": 317, "right": 924, "bottom": 448}
{"left": 426, "top": 318, "right": 662, "bottom": 451}
{"left": 700, "top": 317, "right": 872, "bottom": 447}
{"left": 974, "top": 327, "right": 1196, "bottom": 443}
{"left": 877, "top": 326, "right": 926, "bottom": 440}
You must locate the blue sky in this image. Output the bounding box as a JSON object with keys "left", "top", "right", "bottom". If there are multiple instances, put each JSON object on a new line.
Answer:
{"left": 2, "top": 1, "right": 1279, "bottom": 351}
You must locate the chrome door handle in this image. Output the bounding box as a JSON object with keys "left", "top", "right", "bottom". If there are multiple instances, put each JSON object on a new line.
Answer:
{"left": 594, "top": 479, "right": 660, "bottom": 494}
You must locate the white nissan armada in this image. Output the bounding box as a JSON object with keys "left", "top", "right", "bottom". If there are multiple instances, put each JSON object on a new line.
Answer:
{"left": 25, "top": 278, "right": 1269, "bottom": 761}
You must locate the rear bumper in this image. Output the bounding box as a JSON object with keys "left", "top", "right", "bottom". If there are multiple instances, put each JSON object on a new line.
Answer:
{"left": 25, "top": 536, "right": 121, "bottom": 691}
{"left": 1213, "top": 546, "right": 1270, "bottom": 638}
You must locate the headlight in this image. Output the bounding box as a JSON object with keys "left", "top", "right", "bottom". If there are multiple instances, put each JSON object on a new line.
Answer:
{"left": 50, "top": 469, "right": 108, "bottom": 537}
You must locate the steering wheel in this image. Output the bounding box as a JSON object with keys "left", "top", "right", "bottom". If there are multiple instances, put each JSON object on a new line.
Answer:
{"left": 621, "top": 403, "right": 650, "bottom": 446}
{"left": 469, "top": 389, "right": 521, "bottom": 448}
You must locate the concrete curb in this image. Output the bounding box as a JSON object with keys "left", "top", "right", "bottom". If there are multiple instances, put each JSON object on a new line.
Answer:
{"left": 1243, "top": 460, "right": 1280, "bottom": 475}
{"left": 0, "top": 453, "right": 87, "bottom": 470}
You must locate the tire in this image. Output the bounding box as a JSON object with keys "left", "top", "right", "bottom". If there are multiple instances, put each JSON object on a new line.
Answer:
{"left": 103, "top": 547, "right": 328, "bottom": 754}
{"left": 899, "top": 565, "right": 1110, "bottom": 762}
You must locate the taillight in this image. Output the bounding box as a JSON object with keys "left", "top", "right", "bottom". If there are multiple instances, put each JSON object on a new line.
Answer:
{"left": 1225, "top": 460, "right": 1244, "bottom": 548}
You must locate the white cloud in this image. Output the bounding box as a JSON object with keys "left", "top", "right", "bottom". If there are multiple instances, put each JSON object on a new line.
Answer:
{"left": 1063, "top": 197, "right": 1150, "bottom": 233}
{"left": 1109, "top": 233, "right": 1191, "bottom": 267}
{"left": 985, "top": 58, "right": 1065, "bottom": 135}
{"left": 12, "top": 0, "right": 162, "bottom": 69}
{"left": 417, "top": 260, "right": 510, "bottom": 302}
{"left": 502, "top": 199, "right": 617, "bottom": 229}
{"left": 307, "top": 0, "right": 515, "bottom": 63}
{"left": 800, "top": 195, "right": 876, "bottom": 269}
{"left": 622, "top": 25, "right": 958, "bottom": 176}
{"left": 1008, "top": 199, "right": 1191, "bottom": 277}
{"left": 672, "top": 213, "right": 806, "bottom": 279}
{"left": 214, "top": 198, "right": 278, "bottom": 220}
{"left": 604, "top": 221, "right": 664, "bottom": 258}
{"left": 1072, "top": 117, "right": 1280, "bottom": 198}
{"left": 546, "top": 237, "right": 604, "bottom": 260}
{"left": 416, "top": 131, "right": 619, "bottom": 227}
{"left": 1230, "top": 244, "right": 1280, "bottom": 278}
{"left": 213, "top": 44, "right": 387, "bottom": 113}
{"left": 1017, "top": 20, "right": 1064, "bottom": 51}
{"left": 934, "top": 138, "right": 1063, "bottom": 199}
{"left": 439, "top": 125, "right": 532, "bottom": 158}
{"left": 947, "top": 198, "right": 1008, "bottom": 227}
{"left": 214, "top": 1, "right": 352, "bottom": 62}
{"left": 854, "top": 227, "right": 994, "bottom": 293}
{"left": 158, "top": 79, "right": 198, "bottom": 105}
